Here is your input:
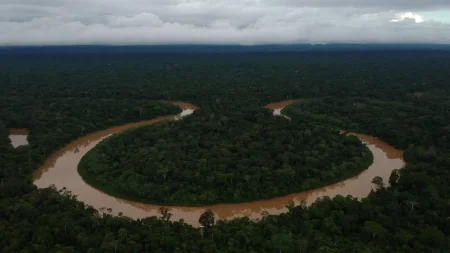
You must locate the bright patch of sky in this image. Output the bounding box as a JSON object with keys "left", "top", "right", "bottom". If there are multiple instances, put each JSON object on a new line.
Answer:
{"left": 391, "top": 12, "right": 424, "bottom": 23}
{"left": 419, "top": 10, "right": 450, "bottom": 23}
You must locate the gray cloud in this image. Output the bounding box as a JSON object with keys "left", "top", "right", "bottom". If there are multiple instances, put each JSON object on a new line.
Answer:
{"left": 266, "top": 0, "right": 450, "bottom": 11}
{"left": 0, "top": 0, "right": 449, "bottom": 45}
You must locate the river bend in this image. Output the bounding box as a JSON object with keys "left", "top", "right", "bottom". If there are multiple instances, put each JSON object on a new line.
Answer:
{"left": 33, "top": 101, "right": 404, "bottom": 226}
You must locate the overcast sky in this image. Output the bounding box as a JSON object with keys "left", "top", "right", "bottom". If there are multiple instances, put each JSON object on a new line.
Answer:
{"left": 1, "top": 0, "right": 450, "bottom": 45}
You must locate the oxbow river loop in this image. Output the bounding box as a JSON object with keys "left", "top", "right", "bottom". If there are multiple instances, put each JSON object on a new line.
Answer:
{"left": 33, "top": 101, "right": 404, "bottom": 227}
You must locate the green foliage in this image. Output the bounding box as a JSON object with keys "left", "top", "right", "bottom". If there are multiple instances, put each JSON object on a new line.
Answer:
{"left": 364, "top": 221, "right": 387, "bottom": 238}
{"left": 282, "top": 97, "right": 450, "bottom": 151}
{"left": 79, "top": 107, "right": 372, "bottom": 205}
{"left": 1, "top": 51, "right": 450, "bottom": 252}
{"left": 199, "top": 210, "right": 215, "bottom": 228}
{"left": 371, "top": 176, "right": 385, "bottom": 191}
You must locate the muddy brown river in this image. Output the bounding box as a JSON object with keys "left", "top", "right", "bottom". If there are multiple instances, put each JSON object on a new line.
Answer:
{"left": 9, "top": 128, "right": 29, "bottom": 148}
{"left": 33, "top": 101, "right": 404, "bottom": 226}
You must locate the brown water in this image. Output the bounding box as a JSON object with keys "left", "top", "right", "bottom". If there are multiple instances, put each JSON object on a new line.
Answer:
{"left": 9, "top": 128, "right": 29, "bottom": 148}
{"left": 33, "top": 101, "right": 404, "bottom": 227}
{"left": 265, "top": 100, "right": 296, "bottom": 120}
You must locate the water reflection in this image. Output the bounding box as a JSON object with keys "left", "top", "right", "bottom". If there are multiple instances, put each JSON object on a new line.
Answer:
{"left": 9, "top": 128, "right": 29, "bottom": 148}
{"left": 33, "top": 101, "right": 404, "bottom": 227}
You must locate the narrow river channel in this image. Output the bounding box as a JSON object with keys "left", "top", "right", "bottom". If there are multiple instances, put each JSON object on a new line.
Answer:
{"left": 33, "top": 101, "right": 404, "bottom": 226}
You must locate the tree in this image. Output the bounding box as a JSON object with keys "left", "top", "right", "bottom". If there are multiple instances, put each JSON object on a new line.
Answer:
{"left": 157, "top": 167, "right": 170, "bottom": 181}
{"left": 419, "top": 227, "right": 447, "bottom": 248}
{"left": 286, "top": 200, "right": 296, "bottom": 213}
{"left": 260, "top": 210, "right": 269, "bottom": 221}
{"left": 405, "top": 200, "right": 418, "bottom": 211}
{"left": 199, "top": 209, "right": 215, "bottom": 228}
{"left": 296, "top": 238, "right": 310, "bottom": 253}
{"left": 271, "top": 233, "right": 293, "bottom": 253}
{"left": 364, "top": 221, "right": 387, "bottom": 238}
{"left": 158, "top": 207, "right": 173, "bottom": 222}
{"left": 371, "top": 176, "right": 385, "bottom": 191}
{"left": 389, "top": 169, "right": 400, "bottom": 186}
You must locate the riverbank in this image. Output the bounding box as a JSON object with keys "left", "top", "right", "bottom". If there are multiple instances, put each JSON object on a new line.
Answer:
{"left": 33, "top": 101, "right": 404, "bottom": 226}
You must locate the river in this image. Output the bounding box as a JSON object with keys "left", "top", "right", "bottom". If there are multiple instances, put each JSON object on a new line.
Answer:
{"left": 33, "top": 100, "right": 404, "bottom": 226}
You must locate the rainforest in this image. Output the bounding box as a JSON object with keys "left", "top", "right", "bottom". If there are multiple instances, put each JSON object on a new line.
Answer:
{"left": 78, "top": 107, "right": 372, "bottom": 205}
{"left": 1, "top": 49, "right": 450, "bottom": 252}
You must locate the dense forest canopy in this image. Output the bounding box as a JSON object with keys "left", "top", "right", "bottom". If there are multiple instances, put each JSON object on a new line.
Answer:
{"left": 0, "top": 98, "right": 180, "bottom": 183}
{"left": 1, "top": 50, "right": 450, "bottom": 252}
{"left": 1, "top": 51, "right": 450, "bottom": 108}
{"left": 79, "top": 107, "right": 372, "bottom": 205}
{"left": 282, "top": 97, "right": 450, "bottom": 151}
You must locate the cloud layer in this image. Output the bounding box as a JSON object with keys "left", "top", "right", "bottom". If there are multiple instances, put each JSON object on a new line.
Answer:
{"left": 1, "top": 0, "right": 450, "bottom": 45}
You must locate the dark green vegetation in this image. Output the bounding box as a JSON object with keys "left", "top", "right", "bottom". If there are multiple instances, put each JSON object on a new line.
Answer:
{"left": 0, "top": 97, "right": 180, "bottom": 182}
{"left": 1, "top": 50, "right": 450, "bottom": 252}
{"left": 79, "top": 107, "right": 372, "bottom": 205}
{"left": 282, "top": 97, "right": 450, "bottom": 150}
